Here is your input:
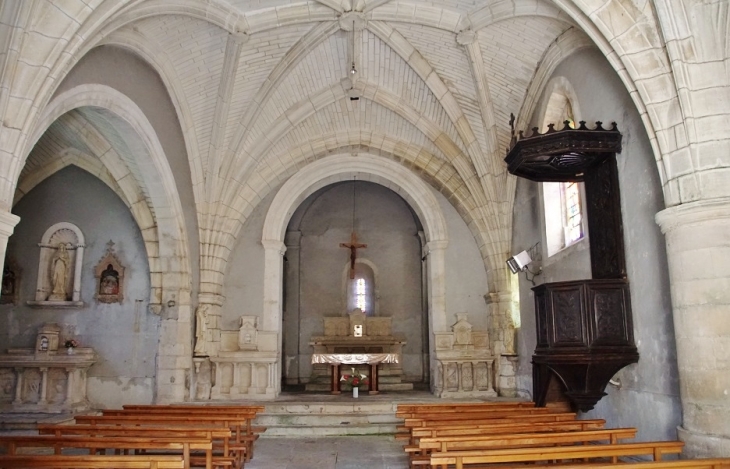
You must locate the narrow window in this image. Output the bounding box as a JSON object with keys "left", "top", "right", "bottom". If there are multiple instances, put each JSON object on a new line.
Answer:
{"left": 347, "top": 264, "right": 374, "bottom": 315}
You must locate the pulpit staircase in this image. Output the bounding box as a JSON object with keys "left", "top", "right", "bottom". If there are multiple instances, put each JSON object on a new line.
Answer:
{"left": 252, "top": 400, "right": 402, "bottom": 437}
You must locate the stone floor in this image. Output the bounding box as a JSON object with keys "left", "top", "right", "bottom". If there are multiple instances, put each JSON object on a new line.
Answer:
{"left": 245, "top": 435, "right": 409, "bottom": 469}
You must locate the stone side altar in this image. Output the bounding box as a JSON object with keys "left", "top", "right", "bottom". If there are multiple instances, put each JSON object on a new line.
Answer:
{"left": 306, "top": 309, "right": 413, "bottom": 391}
{"left": 195, "top": 316, "right": 278, "bottom": 400}
{"left": 433, "top": 314, "right": 497, "bottom": 398}
{"left": 0, "top": 323, "right": 96, "bottom": 413}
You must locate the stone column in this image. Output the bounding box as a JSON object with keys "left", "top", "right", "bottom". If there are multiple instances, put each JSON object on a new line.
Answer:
{"left": 426, "top": 240, "right": 448, "bottom": 391}
{"left": 262, "top": 238, "right": 285, "bottom": 396}
{"left": 656, "top": 199, "right": 730, "bottom": 457}
{"left": 39, "top": 367, "right": 49, "bottom": 404}
{"left": 13, "top": 368, "right": 23, "bottom": 404}
{"left": 284, "top": 231, "right": 301, "bottom": 385}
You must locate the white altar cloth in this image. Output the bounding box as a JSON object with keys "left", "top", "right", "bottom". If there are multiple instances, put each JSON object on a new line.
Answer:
{"left": 311, "top": 353, "right": 399, "bottom": 365}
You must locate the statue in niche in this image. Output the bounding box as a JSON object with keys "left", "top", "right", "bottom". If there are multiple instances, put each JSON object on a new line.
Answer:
{"left": 99, "top": 265, "right": 119, "bottom": 295}
{"left": 38, "top": 336, "right": 49, "bottom": 351}
{"left": 48, "top": 243, "right": 70, "bottom": 301}
{"left": 194, "top": 305, "right": 211, "bottom": 356}
{"left": 94, "top": 241, "right": 125, "bottom": 304}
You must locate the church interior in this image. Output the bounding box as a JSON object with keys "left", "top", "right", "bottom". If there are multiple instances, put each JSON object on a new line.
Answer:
{"left": 0, "top": 0, "right": 729, "bottom": 463}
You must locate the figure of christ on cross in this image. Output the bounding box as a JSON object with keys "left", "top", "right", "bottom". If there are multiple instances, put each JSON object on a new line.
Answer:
{"left": 340, "top": 231, "right": 367, "bottom": 279}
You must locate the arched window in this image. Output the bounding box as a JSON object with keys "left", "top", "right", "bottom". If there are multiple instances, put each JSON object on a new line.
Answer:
{"left": 540, "top": 78, "right": 586, "bottom": 257}
{"left": 346, "top": 263, "right": 375, "bottom": 316}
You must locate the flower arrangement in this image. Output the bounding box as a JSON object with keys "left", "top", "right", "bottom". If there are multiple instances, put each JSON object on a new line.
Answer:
{"left": 64, "top": 339, "right": 79, "bottom": 349}
{"left": 340, "top": 367, "right": 369, "bottom": 387}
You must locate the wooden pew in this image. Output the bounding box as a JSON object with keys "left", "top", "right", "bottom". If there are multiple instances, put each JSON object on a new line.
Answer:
{"left": 409, "top": 418, "right": 606, "bottom": 441}
{"left": 406, "top": 428, "right": 637, "bottom": 467}
{"left": 104, "top": 406, "right": 264, "bottom": 461}
{"left": 399, "top": 411, "right": 578, "bottom": 442}
{"left": 0, "top": 435, "right": 214, "bottom": 469}
{"left": 37, "top": 424, "right": 234, "bottom": 469}
{"left": 396, "top": 402, "right": 535, "bottom": 418}
{"left": 529, "top": 459, "right": 730, "bottom": 469}
{"left": 73, "top": 415, "right": 249, "bottom": 467}
{"left": 0, "top": 454, "right": 185, "bottom": 468}
{"left": 428, "top": 440, "right": 685, "bottom": 469}
{"left": 115, "top": 404, "right": 266, "bottom": 435}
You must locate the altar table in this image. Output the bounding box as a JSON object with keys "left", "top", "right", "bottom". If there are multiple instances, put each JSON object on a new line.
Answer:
{"left": 311, "top": 353, "right": 399, "bottom": 395}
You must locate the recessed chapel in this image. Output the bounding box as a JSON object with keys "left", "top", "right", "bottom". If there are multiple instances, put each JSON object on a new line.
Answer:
{"left": 0, "top": 0, "right": 728, "bottom": 459}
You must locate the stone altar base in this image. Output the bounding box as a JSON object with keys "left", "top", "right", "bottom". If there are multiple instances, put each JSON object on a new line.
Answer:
{"left": 304, "top": 363, "right": 414, "bottom": 392}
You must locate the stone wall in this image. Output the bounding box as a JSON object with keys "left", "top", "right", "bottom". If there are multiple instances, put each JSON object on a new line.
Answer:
{"left": 1, "top": 166, "right": 157, "bottom": 408}
{"left": 513, "top": 48, "right": 681, "bottom": 441}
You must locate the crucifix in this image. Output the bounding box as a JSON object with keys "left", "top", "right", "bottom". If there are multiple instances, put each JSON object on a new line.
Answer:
{"left": 340, "top": 231, "right": 367, "bottom": 279}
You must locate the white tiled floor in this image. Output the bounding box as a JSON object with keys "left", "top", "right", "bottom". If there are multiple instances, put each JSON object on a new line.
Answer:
{"left": 245, "top": 436, "right": 409, "bottom": 469}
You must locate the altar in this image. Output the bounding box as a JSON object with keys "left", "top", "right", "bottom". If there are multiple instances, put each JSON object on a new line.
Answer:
{"left": 306, "top": 309, "right": 413, "bottom": 392}
{"left": 311, "top": 353, "right": 398, "bottom": 394}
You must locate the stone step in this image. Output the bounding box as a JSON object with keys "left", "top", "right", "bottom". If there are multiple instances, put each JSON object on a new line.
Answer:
{"left": 252, "top": 401, "right": 402, "bottom": 438}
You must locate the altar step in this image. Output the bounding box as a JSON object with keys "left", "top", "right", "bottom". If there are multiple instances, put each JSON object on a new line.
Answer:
{"left": 252, "top": 401, "right": 401, "bottom": 437}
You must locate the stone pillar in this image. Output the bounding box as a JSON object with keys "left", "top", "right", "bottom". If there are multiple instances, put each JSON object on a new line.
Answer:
{"left": 13, "top": 368, "right": 23, "bottom": 404}
{"left": 262, "top": 239, "right": 286, "bottom": 396}
{"left": 426, "top": 240, "right": 448, "bottom": 391}
{"left": 39, "top": 367, "right": 48, "bottom": 404}
{"left": 284, "top": 231, "right": 301, "bottom": 385}
{"left": 656, "top": 199, "right": 730, "bottom": 457}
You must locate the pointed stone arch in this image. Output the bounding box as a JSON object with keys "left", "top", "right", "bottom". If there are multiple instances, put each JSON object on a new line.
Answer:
{"left": 28, "top": 83, "right": 193, "bottom": 402}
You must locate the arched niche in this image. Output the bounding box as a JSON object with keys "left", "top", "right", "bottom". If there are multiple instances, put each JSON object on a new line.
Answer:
{"left": 28, "top": 222, "right": 85, "bottom": 306}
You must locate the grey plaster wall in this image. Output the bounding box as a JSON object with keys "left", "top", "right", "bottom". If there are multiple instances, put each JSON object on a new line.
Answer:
{"left": 53, "top": 45, "right": 199, "bottom": 307}
{"left": 437, "top": 187, "right": 490, "bottom": 332}
{"left": 220, "top": 189, "right": 274, "bottom": 328}
{"left": 1, "top": 166, "right": 158, "bottom": 408}
{"left": 512, "top": 48, "right": 681, "bottom": 441}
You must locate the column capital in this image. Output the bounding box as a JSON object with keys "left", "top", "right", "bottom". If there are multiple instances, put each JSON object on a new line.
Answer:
{"left": 425, "top": 239, "right": 448, "bottom": 252}
{"left": 656, "top": 197, "right": 730, "bottom": 234}
{"left": 262, "top": 239, "right": 287, "bottom": 255}
{"left": 197, "top": 293, "right": 225, "bottom": 307}
{"left": 0, "top": 210, "right": 20, "bottom": 238}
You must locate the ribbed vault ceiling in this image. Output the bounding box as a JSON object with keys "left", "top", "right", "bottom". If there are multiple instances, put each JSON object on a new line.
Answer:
{"left": 22, "top": 0, "right": 588, "bottom": 289}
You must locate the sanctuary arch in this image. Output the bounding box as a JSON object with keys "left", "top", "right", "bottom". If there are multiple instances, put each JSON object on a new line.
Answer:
{"left": 262, "top": 154, "right": 448, "bottom": 395}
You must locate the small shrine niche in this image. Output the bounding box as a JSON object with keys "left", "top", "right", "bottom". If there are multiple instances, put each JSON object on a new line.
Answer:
{"left": 29, "top": 222, "right": 85, "bottom": 307}
{"left": 94, "top": 241, "right": 124, "bottom": 304}
{"left": 35, "top": 323, "right": 61, "bottom": 354}
{"left": 0, "top": 258, "right": 20, "bottom": 305}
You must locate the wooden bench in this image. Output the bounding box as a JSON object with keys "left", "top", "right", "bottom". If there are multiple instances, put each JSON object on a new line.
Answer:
{"left": 111, "top": 407, "right": 265, "bottom": 440}
{"left": 406, "top": 428, "right": 637, "bottom": 467}
{"left": 409, "top": 419, "right": 607, "bottom": 441}
{"left": 396, "top": 402, "right": 535, "bottom": 418}
{"left": 399, "top": 412, "right": 579, "bottom": 443}
{"left": 0, "top": 435, "right": 215, "bottom": 469}
{"left": 0, "top": 454, "right": 185, "bottom": 468}
{"left": 428, "top": 440, "right": 685, "bottom": 469}
{"left": 528, "top": 459, "right": 730, "bottom": 469}
{"left": 100, "top": 407, "right": 263, "bottom": 462}
{"left": 36, "top": 424, "right": 234, "bottom": 469}
{"left": 73, "top": 415, "right": 249, "bottom": 467}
